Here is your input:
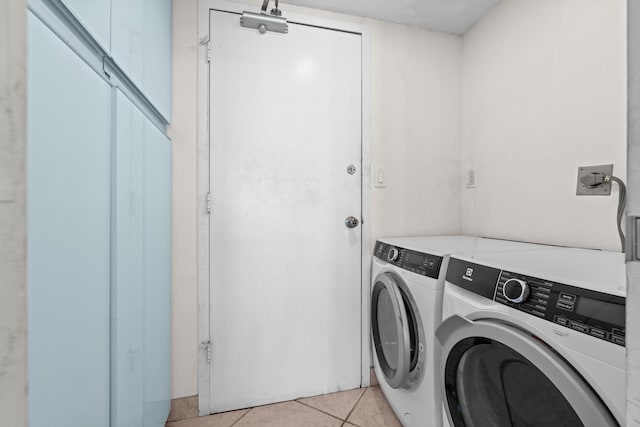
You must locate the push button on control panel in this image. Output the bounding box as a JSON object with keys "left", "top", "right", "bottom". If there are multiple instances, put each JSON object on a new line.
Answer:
{"left": 612, "top": 335, "right": 625, "bottom": 346}
{"left": 589, "top": 328, "right": 608, "bottom": 340}
{"left": 611, "top": 328, "right": 625, "bottom": 346}
{"left": 556, "top": 301, "right": 574, "bottom": 311}
{"left": 556, "top": 292, "right": 576, "bottom": 312}
{"left": 570, "top": 322, "right": 589, "bottom": 333}
{"left": 554, "top": 316, "right": 569, "bottom": 327}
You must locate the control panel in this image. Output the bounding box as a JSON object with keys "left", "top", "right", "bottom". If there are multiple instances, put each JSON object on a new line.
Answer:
{"left": 374, "top": 241, "right": 443, "bottom": 279}
{"left": 446, "top": 258, "right": 626, "bottom": 347}
{"left": 495, "top": 271, "right": 550, "bottom": 319}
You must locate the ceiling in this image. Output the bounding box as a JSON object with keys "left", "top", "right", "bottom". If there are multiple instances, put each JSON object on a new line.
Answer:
{"left": 281, "top": 0, "right": 502, "bottom": 34}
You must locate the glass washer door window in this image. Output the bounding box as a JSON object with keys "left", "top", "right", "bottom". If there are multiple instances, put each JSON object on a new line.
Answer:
{"left": 452, "top": 338, "right": 581, "bottom": 426}
{"left": 436, "top": 316, "right": 619, "bottom": 427}
{"left": 371, "top": 273, "right": 425, "bottom": 390}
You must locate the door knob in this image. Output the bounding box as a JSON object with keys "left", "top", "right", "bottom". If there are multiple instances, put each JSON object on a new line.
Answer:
{"left": 345, "top": 216, "right": 359, "bottom": 228}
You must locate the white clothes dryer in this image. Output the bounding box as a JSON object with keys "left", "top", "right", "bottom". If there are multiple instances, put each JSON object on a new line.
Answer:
{"left": 371, "top": 236, "right": 555, "bottom": 427}
{"left": 437, "top": 248, "right": 625, "bottom": 427}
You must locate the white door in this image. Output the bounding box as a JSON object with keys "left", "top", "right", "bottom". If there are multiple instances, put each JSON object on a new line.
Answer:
{"left": 208, "top": 9, "right": 363, "bottom": 413}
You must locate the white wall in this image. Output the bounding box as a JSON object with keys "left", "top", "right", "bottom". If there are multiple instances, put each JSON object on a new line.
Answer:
{"left": 370, "top": 21, "right": 462, "bottom": 239}
{"left": 0, "top": 0, "right": 28, "bottom": 425}
{"left": 461, "top": 0, "right": 627, "bottom": 251}
{"left": 168, "top": 0, "right": 200, "bottom": 400}
{"left": 170, "top": 0, "right": 463, "bottom": 398}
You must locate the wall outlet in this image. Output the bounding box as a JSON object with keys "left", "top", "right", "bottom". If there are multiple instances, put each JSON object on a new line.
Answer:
{"left": 466, "top": 169, "right": 476, "bottom": 188}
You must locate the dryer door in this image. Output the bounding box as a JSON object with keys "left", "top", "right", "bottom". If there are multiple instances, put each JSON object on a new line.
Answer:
{"left": 436, "top": 315, "right": 619, "bottom": 427}
{"left": 371, "top": 272, "right": 425, "bottom": 390}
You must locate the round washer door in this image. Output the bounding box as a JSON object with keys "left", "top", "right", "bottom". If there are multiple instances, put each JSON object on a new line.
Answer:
{"left": 436, "top": 315, "right": 619, "bottom": 427}
{"left": 371, "top": 272, "right": 426, "bottom": 390}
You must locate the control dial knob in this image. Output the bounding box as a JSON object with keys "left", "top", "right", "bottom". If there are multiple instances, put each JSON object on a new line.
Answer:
{"left": 502, "top": 278, "right": 530, "bottom": 304}
{"left": 387, "top": 247, "right": 400, "bottom": 262}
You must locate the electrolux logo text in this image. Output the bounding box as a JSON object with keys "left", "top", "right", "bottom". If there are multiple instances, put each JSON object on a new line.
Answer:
{"left": 462, "top": 267, "right": 473, "bottom": 282}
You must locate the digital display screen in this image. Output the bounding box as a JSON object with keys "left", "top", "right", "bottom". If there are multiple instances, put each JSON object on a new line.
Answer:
{"left": 575, "top": 297, "right": 625, "bottom": 327}
{"left": 406, "top": 254, "right": 424, "bottom": 265}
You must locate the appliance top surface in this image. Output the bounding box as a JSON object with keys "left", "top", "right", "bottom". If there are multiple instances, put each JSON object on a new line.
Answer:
{"left": 453, "top": 248, "right": 625, "bottom": 296}
{"left": 376, "top": 235, "right": 555, "bottom": 257}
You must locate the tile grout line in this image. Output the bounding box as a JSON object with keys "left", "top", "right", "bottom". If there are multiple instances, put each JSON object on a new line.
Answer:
{"left": 187, "top": 388, "right": 373, "bottom": 427}
{"left": 230, "top": 407, "right": 253, "bottom": 426}
{"left": 167, "top": 397, "right": 199, "bottom": 423}
{"left": 294, "top": 399, "right": 347, "bottom": 423}
{"left": 342, "top": 386, "right": 371, "bottom": 427}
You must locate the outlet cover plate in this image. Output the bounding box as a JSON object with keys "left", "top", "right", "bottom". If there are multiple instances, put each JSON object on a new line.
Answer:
{"left": 576, "top": 164, "right": 613, "bottom": 195}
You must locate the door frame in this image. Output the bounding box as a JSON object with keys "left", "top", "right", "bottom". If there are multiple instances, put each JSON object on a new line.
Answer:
{"left": 627, "top": 1, "right": 640, "bottom": 423}
{"left": 196, "top": 0, "right": 372, "bottom": 415}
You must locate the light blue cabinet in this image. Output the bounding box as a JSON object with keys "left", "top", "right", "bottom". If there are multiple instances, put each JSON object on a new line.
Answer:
{"left": 51, "top": 0, "right": 172, "bottom": 120}
{"left": 27, "top": 4, "right": 172, "bottom": 427}
{"left": 142, "top": 107, "right": 172, "bottom": 427}
{"left": 27, "top": 11, "right": 111, "bottom": 427}
{"left": 112, "top": 91, "right": 171, "bottom": 427}
{"left": 112, "top": 91, "right": 145, "bottom": 427}
{"left": 112, "top": 0, "right": 172, "bottom": 120}
{"left": 60, "top": 0, "right": 111, "bottom": 52}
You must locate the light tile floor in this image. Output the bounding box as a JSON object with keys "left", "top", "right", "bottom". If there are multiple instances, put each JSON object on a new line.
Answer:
{"left": 166, "top": 386, "right": 402, "bottom": 427}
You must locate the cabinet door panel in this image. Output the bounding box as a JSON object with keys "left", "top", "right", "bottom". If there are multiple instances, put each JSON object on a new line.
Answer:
{"left": 27, "top": 12, "right": 111, "bottom": 427}
{"left": 142, "top": 119, "right": 172, "bottom": 427}
{"left": 111, "top": 0, "right": 172, "bottom": 120}
{"left": 61, "top": 0, "right": 111, "bottom": 52}
{"left": 112, "top": 90, "right": 171, "bottom": 427}
{"left": 112, "top": 90, "right": 145, "bottom": 427}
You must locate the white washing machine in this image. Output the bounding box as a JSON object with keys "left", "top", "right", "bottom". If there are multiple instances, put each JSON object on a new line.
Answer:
{"left": 436, "top": 247, "right": 625, "bottom": 427}
{"left": 371, "top": 236, "right": 556, "bottom": 427}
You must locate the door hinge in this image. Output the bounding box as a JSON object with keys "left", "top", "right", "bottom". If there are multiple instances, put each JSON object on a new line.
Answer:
{"left": 200, "top": 340, "right": 212, "bottom": 364}
{"left": 199, "top": 35, "right": 212, "bottom": 63}
{"left": 206, "top": 193, "right": 212, "bottom": 214}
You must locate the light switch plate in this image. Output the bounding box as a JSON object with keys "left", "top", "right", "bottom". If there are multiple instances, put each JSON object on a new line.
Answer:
{"left": 576, "top": 164, "right": 613, "bottom": 195}
{"left": 466, "top": 169, "right": 476, "bottom": 188}
{"left": 374, "top": 167, "right": 386, "bottom": 188}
